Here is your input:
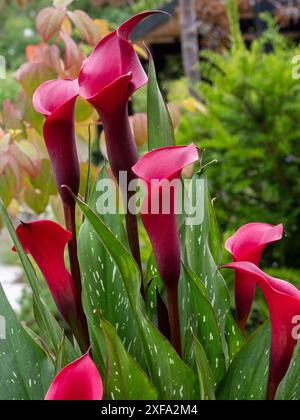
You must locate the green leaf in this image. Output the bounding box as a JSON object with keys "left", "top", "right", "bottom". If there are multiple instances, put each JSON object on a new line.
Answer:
{"left": 101, "top": 319, "right": 158, "bottom": 400}
{"left": 185, "top": 173, "right": 230, "bottom": 354}
{"left": 0, "top": 200, "right": 77, "bottom": 362}
{"left": 147, "top": 53, "right": 175, "bottom": 150}
{"left": 193, "top": 336, "right": 216, "bottom": 400}
{"left": 144, "top": 253, "right": 163, "bottom": 320}
{"left": 225, "top": 311, "right": 245, "bottom": 364}
{"left": 78, "top": 167, "right": 144, "bottom": 372}
{"left": 180, "top": 265, "right": 226, "bottom": 384}
{"left": 0, "top": 283, "right": 53, "bottom": 400}
{"left": 75, "top": 194, "right": 199, "bottom": 400}
{"left": 217, "top": 322, "right": 270, "bottom": 400}
{"left": 208, "top": 197, "right": 223, "bottom": 266}
{"left": 276, "top": 339, "right": 300, "bottom": 400}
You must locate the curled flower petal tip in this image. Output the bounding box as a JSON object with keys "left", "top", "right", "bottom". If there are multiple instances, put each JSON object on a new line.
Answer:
{"left": 132, "top": 144, "right": 199, "bottom": 182}
{"left": 78, "top": 11, "right": 166, "bottom": 114}
{"left": 45, "top": 351, "right": 103, "bottom": 401}
{"left": 32, "top": 79, "right": 79, "bottom": 118}
{"left": 225, "top": 223, "right": 284, "bottom": 330}
{"left": 117, "top": 10, "right": 170, "bottom": 39}
{"left": 225, "top": 222, "right": 284, "bottom": 260}
{"left": 222, "top": 261, "right": 300, "bottom": 400}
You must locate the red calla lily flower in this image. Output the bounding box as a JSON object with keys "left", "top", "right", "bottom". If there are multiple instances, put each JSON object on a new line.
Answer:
{"left": 14, "top": 220, "right": 88, "bottom": 350}
{"left": 32, "top": 79, "right": 79, "bottom": 205}
{"left": 225, "top": 223, "right": 283, "bottom": 330}
{"left": 78, "top": 11, "right": 163, "bottom": 182}
{"left": 45, "top": 351, "right": 103, "bottom": 400}
{"left": 132, "top": 144, "right": 199, "bottom": 354}
{"left": 132, "top": 144, "right": 198, "bottom": 287}
{"left": 222, "top": 261, "right": 300, "bottom": 400}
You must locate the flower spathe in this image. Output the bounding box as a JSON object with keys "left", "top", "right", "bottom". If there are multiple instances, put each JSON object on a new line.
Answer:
{"left": 14, "top": 220, "right": 85, "bottom": 341}
{"left": 32, "top": 78, "right": 79, "bottom": 205}
{"left": 132, "top": 144, "right": 199, "bottom": 288}
{"left": 78, "top": 11, "right": 163, "bottom": 116}
{"left": 45, "top": 351, "right": 103, "bottom": 401}
{"left": 225, "top": 223, "right": 283, "bottom": 330}
{"left": 78, "top": 11, "right": 165, "bottom": 182}
{"left": 222, "top": 261, "right": 300, "bottom": 400}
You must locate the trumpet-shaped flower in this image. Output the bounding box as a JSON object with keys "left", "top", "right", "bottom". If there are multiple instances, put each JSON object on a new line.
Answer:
{"left": 225, "top": 223, "right": 283, "bottom": 330}
{"left": 132, "top": 144, "right": 199, "bottom": 288}
{"left": 33, "top": 79, "right": 79, "bottom": 205}
{"left": 14, "top": 220, "right": 87, "bottom": 346}
{"left": 78, "top": 11, "right": 164, "bottom": 182}
{"left": 222, "top": 261, "right": 300, "bottom": 400}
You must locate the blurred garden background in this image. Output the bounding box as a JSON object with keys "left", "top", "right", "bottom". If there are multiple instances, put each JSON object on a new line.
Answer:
{"left": 1, "top": 0, "right": 300, "bottom": 331}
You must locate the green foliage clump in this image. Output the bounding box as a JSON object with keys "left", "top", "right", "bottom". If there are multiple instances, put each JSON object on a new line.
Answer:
{"left": 176, "top": 17, "right": 300, "bottom": 268}
{"left": 0, "top": 72, "right": 19, "bottom": 103}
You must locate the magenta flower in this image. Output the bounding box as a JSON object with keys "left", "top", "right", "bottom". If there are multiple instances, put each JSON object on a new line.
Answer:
{"left": 15, "top": 220, "right": 89, "bottom": 351}
{"left": 32, "top": 79, "right": 79, "bottom": 205}
{"left": 78, "top": 11, "right": 164, "bottom": 182}
{"left": 45, "top": 351, "right": 103, "bottom": 400}
{"left": 225, "top": 223, "right": 283, "bottom": 330}
{"left": 132, "top": 144, "right": 199, "bottom": 354}
{"left": 223, "top": 261, "right": 300, "bottom": 400}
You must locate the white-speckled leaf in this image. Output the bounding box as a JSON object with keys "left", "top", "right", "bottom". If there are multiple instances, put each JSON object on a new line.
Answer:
{"left": 0, "top": 283, "right": 53, "bottom": 400}
{"left": 225, "top": 312, "right": 245, "bottom": 364}
{"left": 193, "top": 336, "right": 216, "bottom": 400}
{"left": 276, "top": 339, "right": 300, "bottom": 400}
{"left": 217, "top": 322, "right": 270, "bottom": 400}
{"left": 180, "top": 265, "right": 226, "bottom": 384}
{"left": 101, "top": 319, "right": 158, "bottom": 400}
{"left": 185, "top": 173, "right": 230, "bottom": 356}
{"left": 78, "top": 167, "right": 144, "bottom": 372}
{"left": 75, "top": 195, "right": 199, "bottom": 400}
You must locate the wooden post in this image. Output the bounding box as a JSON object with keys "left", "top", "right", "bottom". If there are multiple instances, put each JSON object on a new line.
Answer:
{"left": 179, "top": 0, "right": 200, "bottom": 97}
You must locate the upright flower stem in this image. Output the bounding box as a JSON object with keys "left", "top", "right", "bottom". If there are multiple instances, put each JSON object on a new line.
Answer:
{"left": 125, "top": 198, "right": 142, "bottom": 274}
{"left": 167, "top": 284, "right": 182, "bottom": 356}
{"left": 63, "top": 201, "right": 90, "bottom": 353}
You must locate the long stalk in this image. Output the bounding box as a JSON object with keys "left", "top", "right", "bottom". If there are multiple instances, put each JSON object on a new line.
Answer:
{"left": 63, "top": 201, "right": 90, "bottom": 353}
{"left": 167, "top": 284, "right": 182, "bottom": 356}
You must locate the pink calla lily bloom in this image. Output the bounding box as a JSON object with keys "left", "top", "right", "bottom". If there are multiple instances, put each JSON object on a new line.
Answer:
{"left": 14, "top": 220, "right": 88, "bottom": 349}
{"left": 45, "top": 351, "right": 103, "bottom": 400}
{"left": 225, "top": 223, "right": 283, "bottom": 330}
{"left": 32, "top": 79, "right": 79, "bottom": 205}
{"left": 78, "top": 11, "right": 164, "bottom": 182}
{"left": 222, "top": 261, "right": 300, "bottom": 400}
{"left": 132, "top": 144, "right": 199, "bottom": 288}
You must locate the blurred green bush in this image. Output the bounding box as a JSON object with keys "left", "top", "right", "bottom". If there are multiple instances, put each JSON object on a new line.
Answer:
{"left": 0, "top": 72, "right": 19, "bottom": 103}
{"left": 176, "top": 15, "right": 300, "bottom": 269}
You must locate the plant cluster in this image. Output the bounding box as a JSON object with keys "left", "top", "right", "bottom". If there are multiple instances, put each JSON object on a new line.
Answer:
{"left": 0, "top": 3, "right": 300, "bottom": 401}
